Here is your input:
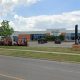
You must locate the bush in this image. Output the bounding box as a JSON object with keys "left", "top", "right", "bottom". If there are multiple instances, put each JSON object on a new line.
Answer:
{"left": 45, "top": 35, "right": 65, "bottom": 41}
{"left": 59, "top": 35, "right": 65, "bottom": 41}
{"left": 45, "top": 35, "right": 56, "bottom": 41}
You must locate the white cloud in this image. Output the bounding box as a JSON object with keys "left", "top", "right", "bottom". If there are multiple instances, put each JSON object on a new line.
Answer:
{"left": 10, "top": 10, "right": 80, "bottom": 31}
{"left": 1, "top": 0, "right": 40, "bottom": 5}
{"left": 0, "top": 0, "right": 40, "bottom": 16}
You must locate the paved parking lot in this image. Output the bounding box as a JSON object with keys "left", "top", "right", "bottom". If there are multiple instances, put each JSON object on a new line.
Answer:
{"left": 29, "top": 41, "right": 74, "bottom": 48}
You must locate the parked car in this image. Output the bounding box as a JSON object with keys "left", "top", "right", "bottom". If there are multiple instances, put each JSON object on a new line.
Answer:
{"left": 54, "top": 38, "right": 61, "bottom": 44}
{"left": 38, "top": 38, "right": 47, "bottom": 44}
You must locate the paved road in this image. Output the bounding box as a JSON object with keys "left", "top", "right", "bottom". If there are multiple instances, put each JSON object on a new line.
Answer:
{"left": 0, "top": 75, "right": 18, "bottom": 80}
{"left": 0, "top": 56, "right": 80, "bottom": 80}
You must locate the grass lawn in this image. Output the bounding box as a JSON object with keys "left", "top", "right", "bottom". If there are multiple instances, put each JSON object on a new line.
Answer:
{"left": 0, "top": 46, "right": 80, "bottom": 62}
{"left": 0, "top": 46, "right": 80, "bottom": 54}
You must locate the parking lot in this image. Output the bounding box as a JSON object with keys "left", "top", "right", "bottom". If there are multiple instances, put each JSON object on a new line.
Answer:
{"left": 28, "top": 41, "right": 74, "bottom": 48}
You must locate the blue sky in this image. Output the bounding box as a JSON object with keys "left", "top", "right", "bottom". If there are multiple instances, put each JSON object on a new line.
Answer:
{"left": 0, "top": 0, "right": 80, "bottom": 31}
{"left": 14, "top": 0, "right": 80, "bottom": 17}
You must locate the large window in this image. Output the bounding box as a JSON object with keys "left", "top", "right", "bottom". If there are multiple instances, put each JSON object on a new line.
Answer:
{"left": 31, "top": 34, "right": 45, "bottom": 40}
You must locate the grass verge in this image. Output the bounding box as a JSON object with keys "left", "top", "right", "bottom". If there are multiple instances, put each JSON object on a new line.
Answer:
{"left": 0, "top": 46, "right": 80, "bottom": 62}
{"left": 0, "top": 46, "right": 80, "bottom": 54}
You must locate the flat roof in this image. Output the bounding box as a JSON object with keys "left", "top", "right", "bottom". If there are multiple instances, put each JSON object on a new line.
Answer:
{"left": 12, "top": 29, "right": 80, "bottom": 36}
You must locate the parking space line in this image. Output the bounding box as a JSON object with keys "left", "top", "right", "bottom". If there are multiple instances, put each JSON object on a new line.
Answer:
{"left": 0, "top": 73, "right": 24, "bottom": 80}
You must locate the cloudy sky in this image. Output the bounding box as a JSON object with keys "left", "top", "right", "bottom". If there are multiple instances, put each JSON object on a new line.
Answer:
{"left": 0, "top": 0, "right": 80, "bottom": 31}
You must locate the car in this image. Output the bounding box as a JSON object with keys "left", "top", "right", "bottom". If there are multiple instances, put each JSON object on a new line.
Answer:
{"left": 54, "top": 38, "right": 61, "bottom": 44}
{"left": 38, "top": 38, "right": 47, "bottom": 44}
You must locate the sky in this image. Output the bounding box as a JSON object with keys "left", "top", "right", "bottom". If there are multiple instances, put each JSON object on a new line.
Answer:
{"left": 0, "top": 0, "right": 80, "bottom": 31}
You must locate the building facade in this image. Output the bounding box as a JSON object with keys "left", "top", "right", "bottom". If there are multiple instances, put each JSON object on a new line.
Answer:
{"left": 11, "top": 29, "right": 80, "bottom": 42}
{"left": 65, "top": 30, "right": 80, "bottom": 41}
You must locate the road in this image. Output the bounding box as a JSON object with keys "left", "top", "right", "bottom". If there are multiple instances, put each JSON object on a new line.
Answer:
{"left": 0, "top": 56, "right": 80, "bottom": 80}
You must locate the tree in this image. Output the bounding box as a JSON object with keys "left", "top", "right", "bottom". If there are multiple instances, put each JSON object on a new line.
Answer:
{"left": 59, "top": 35, "right": 65, "bottom": 41}
{"left": 0, "top": 20, "right": 14, "bottom": 38}
{"left": 45, "top": 35, "right": 56, "bottom": 41}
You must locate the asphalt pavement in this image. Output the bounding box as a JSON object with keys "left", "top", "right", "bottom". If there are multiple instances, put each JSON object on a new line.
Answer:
{"left": 0, "top": 55, "right": 80, "bottom": 80}
{"left": 29, "top": 41, "right": 74, "bottom": 48}
{"left": 0, "top": 75, "right": 18, "bottom": 80}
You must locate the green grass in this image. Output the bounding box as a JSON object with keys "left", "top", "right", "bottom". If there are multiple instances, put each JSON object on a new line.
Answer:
{"left": 0, "top": 46, "right": 80, "bottom": 62}
{"left": 0, "top": 46, "right": 80, "bottom": 54}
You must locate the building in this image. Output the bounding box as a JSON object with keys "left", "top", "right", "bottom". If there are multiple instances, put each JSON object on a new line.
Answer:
{"left": 65, "top": 30, "right": 80, "bottom": 41}
{"left": 11, "top": 29, "right": 80, "bottom": 42}
{"left": 11, "top": 31, "right": 49, "bottom": 42}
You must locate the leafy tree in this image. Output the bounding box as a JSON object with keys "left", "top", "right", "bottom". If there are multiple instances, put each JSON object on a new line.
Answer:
{"left": 45, "top": 35, "right": 56, "bottom": 41}
{"left": 59, "top": 35, "right": 65, "bottom": 41}
{"left": 0, "top": 20, "right": 14, "bottom": 38}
